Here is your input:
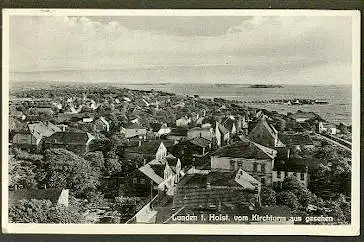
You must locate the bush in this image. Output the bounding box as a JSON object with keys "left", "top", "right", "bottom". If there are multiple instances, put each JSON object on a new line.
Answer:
{"left": 261, "top": 186, "right": 276, "bottom": 206}
{"left": 276, "top": 191, "right": 299, "bottom": 210}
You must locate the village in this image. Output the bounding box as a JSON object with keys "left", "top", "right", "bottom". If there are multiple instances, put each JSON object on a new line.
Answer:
{"left": 8, "top": 84, "right": 352, "bottom": 224}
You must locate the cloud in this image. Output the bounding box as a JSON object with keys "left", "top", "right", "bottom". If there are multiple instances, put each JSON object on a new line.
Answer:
{"left": 9, "top": 15, "right": 353, "bottom": 84}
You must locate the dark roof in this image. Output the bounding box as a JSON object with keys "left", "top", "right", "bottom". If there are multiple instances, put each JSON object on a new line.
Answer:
{"left": 151, "top": 123, "right": 163, "bottom": 132}
{"left": 217, "top": 123, "right": 229, "bottom": 135}
{"left": 168, "top": 128, "right": 188, "bottom": 136}
{"left": 189, "top": 137, "right": 212, "bottom": 148}
{"left": 248, "top": 117, "right": 277, "bottom": 147}
{"left": 125, "top": 140, "right": 175, "bottom": 155}
{"left": 178, "top": 171, "right": 239, "bottom": 187}
{"left": 278, "top": 133, "right": 314, "bottom": 146}
{"left": 125, "top": 123, "right": 146, "bottom": 130}
{"left": 44, "top": 131, "right": 93, "bottom": 145}
{"left": 9, "top": 188, "right": 63, "bottom": 207}
{"left": 222, "top": 117, "right": 236, "bottom": 132}
{"left": 273, "top": 158, "right": 309, "bottom": 172}
{"left": 212, "top": 139, "right": 275, "bottom": 159}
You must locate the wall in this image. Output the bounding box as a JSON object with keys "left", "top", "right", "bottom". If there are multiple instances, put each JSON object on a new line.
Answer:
{"left": 124, "top": 128, "right": 147, "bottom": 139}
{"left": 272, "top": 171, "right": 308, "bottom": 187}
{"left": 211, "top": 156, "right": 274, "bottom": 185}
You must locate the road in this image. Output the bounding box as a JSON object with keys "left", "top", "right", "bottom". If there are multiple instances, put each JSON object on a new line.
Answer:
{"left": 316, "top": 133, "right": 352, "bottom": 152}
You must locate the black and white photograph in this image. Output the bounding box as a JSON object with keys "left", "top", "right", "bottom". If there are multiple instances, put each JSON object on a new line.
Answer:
{"left": 2, "top": 9, "right": 360, "bottom": 235}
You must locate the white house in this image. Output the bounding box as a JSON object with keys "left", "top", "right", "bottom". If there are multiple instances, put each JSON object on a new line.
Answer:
{"left": 318, "top": 122, "right": 337, "bottom": 135}
{"left": 176, "top": 116, "right": 191, "bottom": 127}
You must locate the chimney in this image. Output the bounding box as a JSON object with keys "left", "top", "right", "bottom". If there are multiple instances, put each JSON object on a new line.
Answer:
{"left": 138, "top": 140, "right": 142, "bottom": 147}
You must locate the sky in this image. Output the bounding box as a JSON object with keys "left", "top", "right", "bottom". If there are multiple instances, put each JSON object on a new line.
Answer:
{"left": 9, "top": 15, "right": 353, "bottom": 85}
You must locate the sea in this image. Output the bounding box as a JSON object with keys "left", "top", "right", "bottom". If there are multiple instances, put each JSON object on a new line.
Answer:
{"left": 10, "top": 70, "right": 352, "bottom": 125}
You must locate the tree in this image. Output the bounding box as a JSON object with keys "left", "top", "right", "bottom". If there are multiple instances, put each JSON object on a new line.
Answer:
{"left": 44, "top": 149, "right": 101, "bottom": 197}
{"left": 9, "top": 199, "right": 83, "bottom": 224}
{"left": 282, "top": 176, "right": 314, "bottom": 208}
{"left": 105, "top": 158, "right": 122, "bottom": 176}
{"left": 260, "top": 186, "right": 276, "bottom": 206}
{"left": 276, "top": 191, "right": 299, "bottom": 210}
{"left": 9, "top": 199, "right": 51, "bottom": 223}
{"left": 84, "top": 151, "right": 105, "bottom": 171}
{"left": 8, "top": 157, "right": 38, "bottom": 189}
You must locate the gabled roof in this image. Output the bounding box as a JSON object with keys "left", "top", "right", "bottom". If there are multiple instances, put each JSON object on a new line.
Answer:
{"left": 125, "top": 140, "right": 175, "bottom": 155}
{"left": 125, "top": 123, "right": 146, "bottom": 130}
{"left": 235, "top": 168, "right": 261, "bottom": 190}
{"left": 169, "top": 128, "right": 188, "bottom": 136}
{"left": 44, "top": 131, "right": 93, "bottom": 145}
{"left": 278, "top": 133, "right": 314, "bottom": 146}
{"left": 28, "top": 122, "right": 61, "bottom": 140}
{"left": 151, "top": 123, "right": 163, "bottom": 132}
{"left": 212, "top": 138, "right": 276, "bottom": 160}
{"left": 189, "top": 137, "right": 212, "bottom": 148}
{"left": 139, "top": 164, "right": 164, "bottom": 184}
{"left": 222, "top": 117, "right": 236, "bottom": 132}
{"left": 217, "top": 123, "right": 229, "bottom": 135}
{"left": 9, "top": 188, "right": 64, "bottom": 207}
{"left": 248, "top": 116, "right": 278, "bottom": 147}
{"left": 178, "top": 169, "right": 258, "bottom": 190}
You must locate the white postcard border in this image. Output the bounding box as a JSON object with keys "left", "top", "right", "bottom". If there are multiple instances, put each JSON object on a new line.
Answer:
{"left": 1, "top": 9, "right": 360, "bottom": 235}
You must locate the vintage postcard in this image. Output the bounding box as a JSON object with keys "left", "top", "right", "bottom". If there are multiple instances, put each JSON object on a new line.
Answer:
{"left": 2, "top": 9, "right": 360, "bottom": 235}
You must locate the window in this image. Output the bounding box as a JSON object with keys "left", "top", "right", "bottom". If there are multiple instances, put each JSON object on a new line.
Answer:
{"left": 230, "top": 160, "right": 235, "bottom": 170}
{"left": 261, "top": 177, "right": 266, "bottom": 185}
{"left": 253, "top": 163, "right": 258, "bottom": 172}
{"left": 237, "top": 161, "right": 242, "bottom": 167}
{"left": 300, "top": 173, "right": 305, "bottom": 181}
{"left": 277, "top": 171, "right": 281, "bottom": 179}
{"left": 132, "top": 178, "right": 137, "bottom": 184}
{"left": 140, "top": 178, "right": 145, "bottom": 184}
{"left": 293, "top": 172, "right": 297, "bottom": 177}
{"left": 261, "top": 164, "right": 266, "bottom": 173}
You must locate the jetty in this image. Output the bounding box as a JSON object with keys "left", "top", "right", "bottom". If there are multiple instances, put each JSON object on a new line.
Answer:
{"left": 243, "top": 99, "right": 328, "bottom": 105}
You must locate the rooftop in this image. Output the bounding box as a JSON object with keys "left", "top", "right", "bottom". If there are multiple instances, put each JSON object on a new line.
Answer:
{"left": 44, "top": 131, "right": 93, "bottom": 145}
{"left": 9, "top": 188, "right": 64, "bottom": 207}
{"left": 189, "top": 137, "right": 212, "bottom": 148}
{"left": 212, "top": 138, "right": 276, "bottom": 160}
{"left": 278, "top": 133, "right": 314, "bottom": 146}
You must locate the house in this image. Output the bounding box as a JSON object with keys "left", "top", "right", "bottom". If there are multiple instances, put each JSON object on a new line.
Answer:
{"left": 171, "top": 137, "right": 213, "bottom": 167}
{"left": 165, "top": 128, "right": 188, "bottom": 142}
{"left": 318, "top": 122, "right": 337, "bottom": 135}
{"left": 93, "top": 117, "right": 110, "bottom": 132}
{"left": 121, "top": 123, "right": 147, "bottom": 139}
{"left": 9, "top": 188, "right": 69, "bottom": 208}
{"left": 176, "top": 116, "right": 191, "bottom": 127}
{"left": 12, "top": 122, "right": 61, "bottom": 152}
{"left": 211, "top": 137, "right": 277, "bottom": 185}
{"left": 124, "top": 140, "right": 175, "bottom": 163}
{"left": 248, "top": 116, "right": 284, "bottom": 148}
{"left": 187, "top": 127, "right": 214, "bottom": 141}
{"left": 215, "top": 122, "right": 230, "bottom": 147}
{"left": 277, "top": 133, "right": 314, "bottom": 151}
{"left": 188, "top": 137, "right": 212, "bottom": 157}
{"left": 43, "top": 131, "right": 95, "bottom": 155}
{"left": 151, "top": 123, "right": 171, "bottom": 138}
{"left": 122, "top": 155, "right": 183, "bottom": 197}
{"left": 222, "top": 116, "right": 237, "bottom": 136}
{"left": 272, "top": 158, "right": 309, "bottom": 188}
{"left": 173, "top": 168, "right": 260, "bottom": 210}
